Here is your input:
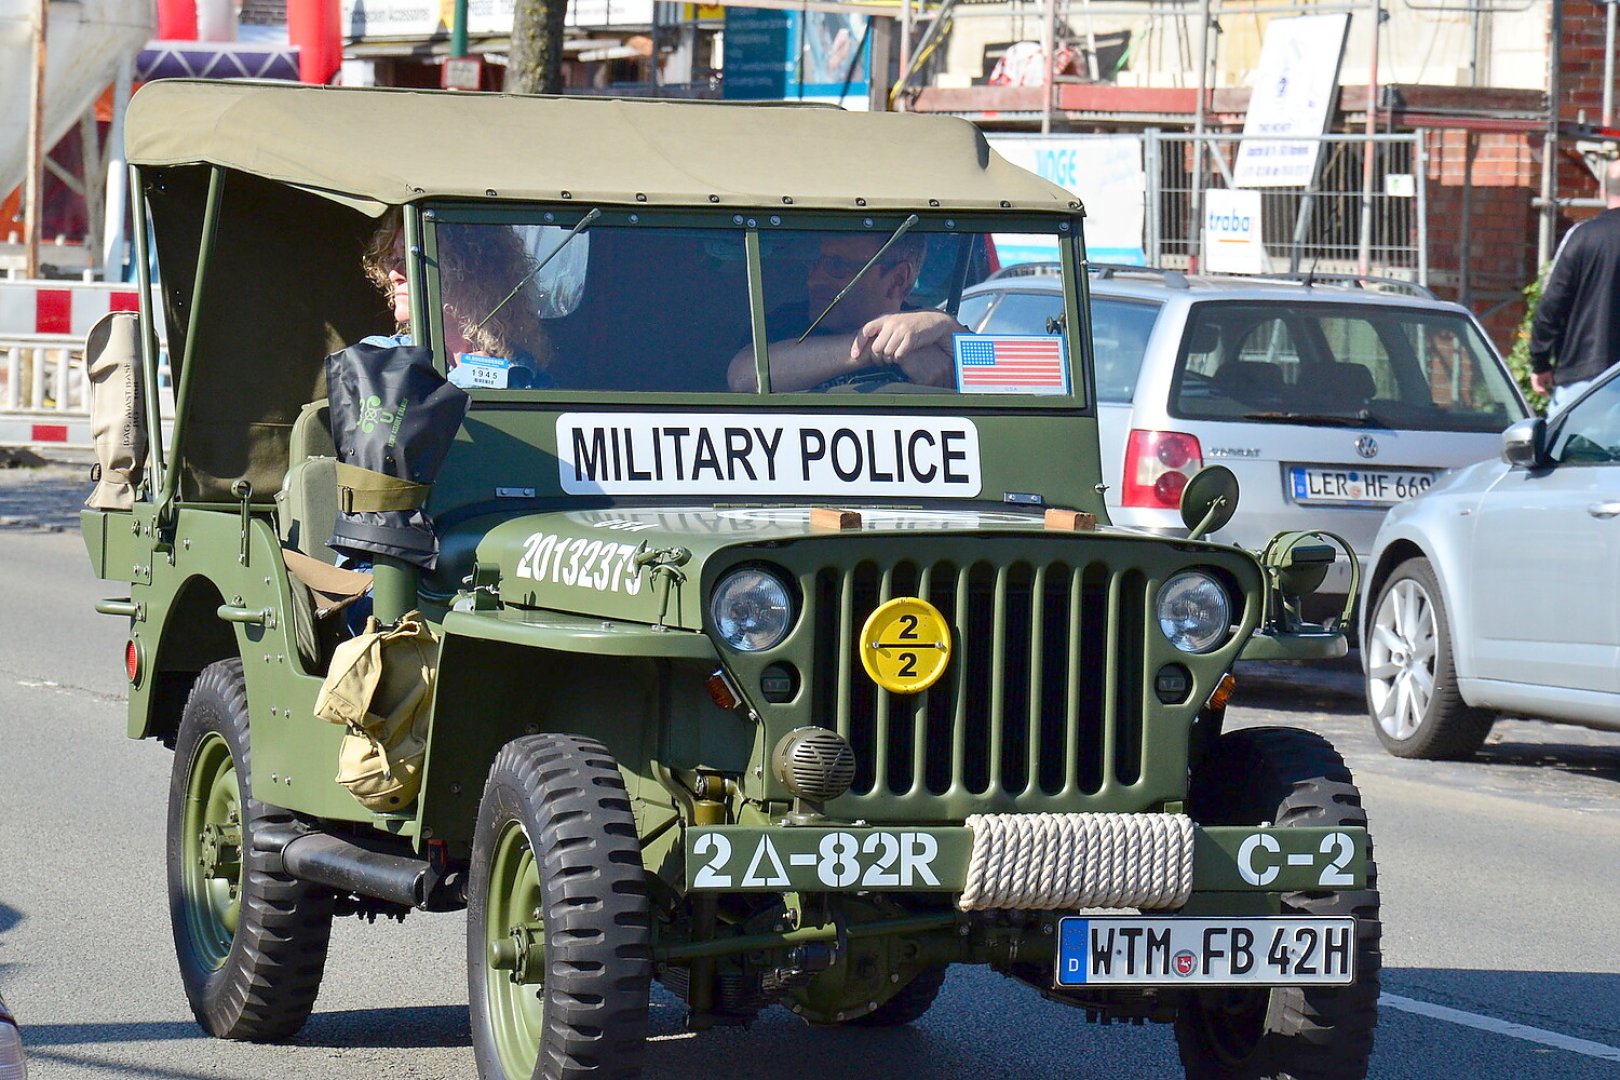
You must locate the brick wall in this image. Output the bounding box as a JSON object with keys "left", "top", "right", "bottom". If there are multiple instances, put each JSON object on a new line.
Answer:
{"left": 1425, "top": 2, "right": 1618, "bottom": 351}
{"left": 1422, "top": 129, "right": 1538, "bottom": 347}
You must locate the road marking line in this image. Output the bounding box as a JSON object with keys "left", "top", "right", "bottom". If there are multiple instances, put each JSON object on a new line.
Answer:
{"left": 1381, "top": 992, "right": 1620, "bottom": 1062}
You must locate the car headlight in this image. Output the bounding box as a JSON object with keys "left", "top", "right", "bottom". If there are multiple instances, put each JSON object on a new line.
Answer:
{"left": 1156, "top": 571, "right": 1231, "bottom": 653}
{"left": 709, "top": 566, "right": 795, "bottom": 651}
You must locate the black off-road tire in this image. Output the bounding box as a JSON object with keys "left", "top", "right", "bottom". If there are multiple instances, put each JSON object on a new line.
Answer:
{"left": 468, "top": 734, "right": 652, "bottom": 1080}
{"left": 1365, "top": 558, "right": 1495, "bottom": 760}
{"left": 845, "top": 965, "right": 948, "bottom": 1027}
{"left": 166, "top": 659, "right": 335, "bottom": 1040}
{"left": 1175, "top": 727, "right": 1381, "bottom": 1080}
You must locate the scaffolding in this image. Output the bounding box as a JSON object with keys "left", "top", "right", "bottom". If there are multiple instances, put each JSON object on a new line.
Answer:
{"left": 895, "top": 0, "right": 1605, "bottom": 309}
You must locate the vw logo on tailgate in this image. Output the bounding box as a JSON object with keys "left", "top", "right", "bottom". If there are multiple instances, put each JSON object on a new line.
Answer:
{"left": 1354, "top": 436, "right": 1379, "bottom": 460}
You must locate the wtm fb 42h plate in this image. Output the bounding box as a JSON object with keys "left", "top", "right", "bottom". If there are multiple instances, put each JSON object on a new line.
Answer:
{"left": 1056, "top": 916, "right": 1356, "bottom": 987}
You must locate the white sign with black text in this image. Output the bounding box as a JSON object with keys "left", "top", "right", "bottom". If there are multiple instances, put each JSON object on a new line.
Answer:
{"left": 556, "top": 414, "right": 982, "bottom": 497}
{"left": 1232, "top": 14, "right": 1351, "bottom": 189}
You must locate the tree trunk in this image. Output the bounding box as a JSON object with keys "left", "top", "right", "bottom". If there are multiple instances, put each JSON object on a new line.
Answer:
{"left": 508, "top": 0, "right": 569, "bottom": 94}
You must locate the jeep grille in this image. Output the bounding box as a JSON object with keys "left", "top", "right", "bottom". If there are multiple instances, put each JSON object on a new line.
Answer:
{"left": 811, "top": 559, "right": 1150, "bottom": 810}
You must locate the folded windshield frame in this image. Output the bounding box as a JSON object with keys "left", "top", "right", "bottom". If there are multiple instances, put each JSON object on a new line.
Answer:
{"left": 419, "top": 203, "right": 1092, "bottom": 411}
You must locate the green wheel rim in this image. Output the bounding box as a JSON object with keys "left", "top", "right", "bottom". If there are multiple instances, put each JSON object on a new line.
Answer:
{"left": 181, "top": 731, "right": 243, "bottom": 972}
{"left": 485, "top": 819, "right": 545, "bottom": 1079}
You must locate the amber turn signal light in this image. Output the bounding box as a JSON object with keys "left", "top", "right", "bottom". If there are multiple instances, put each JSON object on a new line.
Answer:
{"left": 705, "top": 668, "right": 742, "bottom": 711}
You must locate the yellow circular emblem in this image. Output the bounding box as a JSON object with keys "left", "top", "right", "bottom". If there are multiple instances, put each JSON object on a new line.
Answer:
{"left": 859, "top": 597, "right": 952, "bottom": 695}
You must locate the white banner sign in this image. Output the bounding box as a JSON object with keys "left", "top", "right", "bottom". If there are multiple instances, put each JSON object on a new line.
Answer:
{"left": 566, "top": 0, "right": 654, "bottom": 28}
{"left": 986, "top": 135, "right": 1147, "bottom": 265}
{"left": 1202, "top": 189, "right": 1267, "bottom": 274}
{"left": 557, "top": 414, "right": 982, "bottom": 497}
{"left": 1233, "top": 14, "right": 1350, "bottom": 188}
{"left": 340, "top": 0, "right": 650, "bottom": 40}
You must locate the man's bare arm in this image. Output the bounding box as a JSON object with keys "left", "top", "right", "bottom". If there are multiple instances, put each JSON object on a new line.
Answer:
{"left": 727, "top": 310, "right": 965, "bottom": 392}
{"left": 727, "top": 334, "right": 871, "bottom": 392}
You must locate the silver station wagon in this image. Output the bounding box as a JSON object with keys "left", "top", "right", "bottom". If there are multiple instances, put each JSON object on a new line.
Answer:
{"left": 959, "top": 266, "right": 1530, "bottom": 624}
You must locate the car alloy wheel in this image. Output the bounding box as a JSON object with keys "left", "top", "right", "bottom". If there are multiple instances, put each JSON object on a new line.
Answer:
{"left": 1364, "top": 558, "right": 1493, "bottom": 760}
{"left": 1367, "top": 576, "right": 1437, "bottom": 742}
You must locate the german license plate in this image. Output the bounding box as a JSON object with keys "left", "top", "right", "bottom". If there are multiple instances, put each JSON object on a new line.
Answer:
{"left": 1055, "top": 916, "right": 1356, "bottom": 987}
{"left": 1288, "top": 465, "right": 1432, "bottom": 506}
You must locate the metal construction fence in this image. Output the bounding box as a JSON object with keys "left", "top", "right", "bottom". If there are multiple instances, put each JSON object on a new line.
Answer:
{"left": 0, "top": 334, "right": 174, "bottom": 448}
{"left": 1145, "top": 130, "right": 1428, "bottom": 283}
{"left": 1, "top": 335, "right": 94, "bottom": 447}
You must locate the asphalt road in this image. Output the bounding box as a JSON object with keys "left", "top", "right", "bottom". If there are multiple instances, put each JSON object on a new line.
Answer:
{"left": 1, "top": 473, "right": 1617, "bottom": 1079}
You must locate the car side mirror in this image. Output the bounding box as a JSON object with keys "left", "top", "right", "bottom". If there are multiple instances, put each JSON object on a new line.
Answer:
{"left": 1501, "top": 417, "right": 1546, "bottom": 468}
{"left": 1179, "top": 465, "right": 1239, "bottom": 540}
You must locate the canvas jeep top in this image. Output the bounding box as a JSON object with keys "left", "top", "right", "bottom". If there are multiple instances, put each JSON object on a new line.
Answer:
{"left": 81, "top": 79, "right": 1379, "bottom": 1080}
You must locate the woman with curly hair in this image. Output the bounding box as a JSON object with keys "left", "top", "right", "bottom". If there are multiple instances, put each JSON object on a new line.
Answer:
{"left": 362, "top": 211, "right": 552, "bottom": 388}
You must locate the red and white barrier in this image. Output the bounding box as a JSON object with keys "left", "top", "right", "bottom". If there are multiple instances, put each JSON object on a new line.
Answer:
{"left": 0, "top": 280, "right": 168, "bottom": 448}
{"left": 0, "top": 416, "right": 93, "bottom": 446}
{"left": 0, "top": 281, "right": 143, "bottom": 339}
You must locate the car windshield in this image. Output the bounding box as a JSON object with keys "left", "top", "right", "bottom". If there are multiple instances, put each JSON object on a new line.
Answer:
{"left": 1169, "top": 301, "right": 1525, "bottom": 431}
{"left": 430, "top": 217, "right": 1080, "bottom": 399}
{"left": 958, "top": 288, "right": 1159, "bottom": 403}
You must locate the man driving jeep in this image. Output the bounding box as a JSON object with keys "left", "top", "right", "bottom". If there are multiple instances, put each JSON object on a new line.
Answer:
{"left": 726, "top": 233, "right": 965, "bottom": 392}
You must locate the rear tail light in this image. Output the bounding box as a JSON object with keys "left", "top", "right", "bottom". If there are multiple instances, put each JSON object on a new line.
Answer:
{"left": 125, "top": 640, "right": 141, "bottom": 685}
{"left": 1122, "top": 429, "right": 1204, "bottom": 509}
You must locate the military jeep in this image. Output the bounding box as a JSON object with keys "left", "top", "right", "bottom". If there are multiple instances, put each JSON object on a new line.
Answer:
{"left": 82, "top": 79, "right": 1379, "bottom": 1080}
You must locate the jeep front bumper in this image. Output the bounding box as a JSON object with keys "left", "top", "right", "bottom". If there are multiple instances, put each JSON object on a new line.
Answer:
{"left": 684, "top": 816, "right": 1368, "bottom": 908}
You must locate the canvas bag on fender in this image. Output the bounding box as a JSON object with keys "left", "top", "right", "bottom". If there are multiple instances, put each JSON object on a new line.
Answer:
{"left": 84, "top": 311, "right": 148, "bottom": 510}
{"left": 314, "top": 611, "right": 438, "bottom": 811}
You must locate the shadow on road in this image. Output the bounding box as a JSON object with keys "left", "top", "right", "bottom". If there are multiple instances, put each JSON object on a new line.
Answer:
{"left": 1473, "top": 738, "right": 1620, "bottom": 786}
{"left": 1231, "top": 658, "right": 1365, "bottom": 716}
{"left": 295, "top": 1003, "right": 470, "bottom": 1048}
{"left": 17, "top": 1020, "right": 204, "bottom": 1047}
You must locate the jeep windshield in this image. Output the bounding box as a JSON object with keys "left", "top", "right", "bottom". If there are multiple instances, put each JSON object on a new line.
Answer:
{"left": 1169, "top": 301, "right": 1527, "bottom": 432}
{"left": 427, "top": 213, "right": 1084, "bottom": 402}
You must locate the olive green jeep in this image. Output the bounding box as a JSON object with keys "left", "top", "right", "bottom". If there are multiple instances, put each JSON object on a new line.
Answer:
{"left": 81, "top": 79, "right": 1378, "bottom": 1080}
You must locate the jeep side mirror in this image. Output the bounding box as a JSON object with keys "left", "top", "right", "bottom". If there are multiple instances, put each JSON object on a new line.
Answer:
{"left": 1179, "top": 465, "right": 1240, "bottom": 541}
{"left": 1501, "top": 417, "right": 1546, "bottom": 468}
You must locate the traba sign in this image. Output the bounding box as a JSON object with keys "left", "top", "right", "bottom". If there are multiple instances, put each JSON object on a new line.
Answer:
{"left": 557, "top": 413, "right": 982, "bottom": 496}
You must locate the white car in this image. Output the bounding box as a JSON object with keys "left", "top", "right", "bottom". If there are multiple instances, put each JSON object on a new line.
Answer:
{"left": 959, "top": 266, "right": 1530, "bottom": 625}
{"left": 1361, "top": 364, "right": 1620, "bottom": 757}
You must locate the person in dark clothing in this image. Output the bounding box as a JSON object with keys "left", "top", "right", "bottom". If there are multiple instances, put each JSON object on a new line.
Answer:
{"left": 726, "top": 233, "right": 964, "bottom": 392}
{"left": 1529, "top": 160, "right": 1620, "bottom": 415}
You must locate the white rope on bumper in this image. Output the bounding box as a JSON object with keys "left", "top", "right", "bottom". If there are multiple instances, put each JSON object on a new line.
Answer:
{"left": 958, "top": 812, "right": 1195, "bottom": 912}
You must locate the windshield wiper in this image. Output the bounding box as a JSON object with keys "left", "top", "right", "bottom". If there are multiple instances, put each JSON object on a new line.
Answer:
{"left": 476, "top": 207, "right": 601, "bottom": 331}
{"left": 1238, "top": 411, "right": 1375, "bottom": 427}
{"left": 796, "top": 214, "right": 920, "bottom": 343}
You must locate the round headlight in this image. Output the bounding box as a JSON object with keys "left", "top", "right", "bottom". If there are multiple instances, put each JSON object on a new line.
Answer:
{"left": 709, "top": 567, "right": 795, "bottom": 652}
{"left": 1157, "top": 571, "right": 1231, "bottom": 653}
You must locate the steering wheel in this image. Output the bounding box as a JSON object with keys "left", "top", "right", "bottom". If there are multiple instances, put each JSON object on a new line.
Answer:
{"left": 807, "top": 363, "right": 914, "bottom": 393}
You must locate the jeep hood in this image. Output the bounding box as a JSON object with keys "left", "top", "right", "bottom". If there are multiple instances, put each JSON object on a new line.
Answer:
{"left": 460, "top": 504, "right": 1204, "bottom": 632}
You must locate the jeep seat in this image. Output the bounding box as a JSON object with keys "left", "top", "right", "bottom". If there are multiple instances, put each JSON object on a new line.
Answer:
{"left": 276, "top": 398, "right": 373, "bottom": 671}
{"left": 276, "top": 399, "right": 340, "bottom": 563}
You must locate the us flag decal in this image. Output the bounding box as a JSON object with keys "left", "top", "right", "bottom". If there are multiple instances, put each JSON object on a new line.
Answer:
{"left": 952, "top": 334, "right": 1070, "bottom": 395}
